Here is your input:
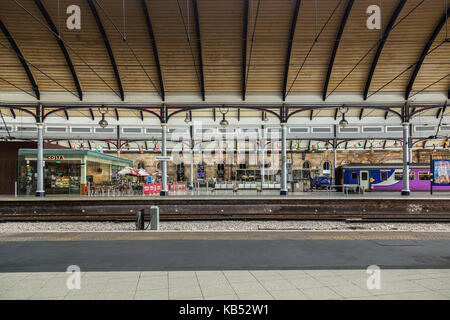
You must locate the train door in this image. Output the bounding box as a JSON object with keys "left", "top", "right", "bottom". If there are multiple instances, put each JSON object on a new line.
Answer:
{"left": 360, "top": 171, "right": 370, "bottom": 190}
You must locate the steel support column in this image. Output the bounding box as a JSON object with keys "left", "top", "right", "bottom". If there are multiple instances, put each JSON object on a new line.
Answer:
{"left": 401, "top": 122, "right": 410, "bottom": 196}
{"left": 160, "top": 123, "right": 168, "bottom": 196}
{"left": 189, "top": 125, "right": 194, "bottom": 190}
{"left": 116, "top": 125, "right": 121, "bottom": 158}
{"left": 333, "top": 139, "right": 337, "bottom": 185}
{"left": 408, "top": 123, "right": 413, "bottom": 163}
{"left": 36, "top": 122, "right": 45, "bottom": 197}
{"left": 280, "top": 122, "right": 288, "bottom": 195}
{"left": 261, "top": 124, "right": 265, "bottom": 188}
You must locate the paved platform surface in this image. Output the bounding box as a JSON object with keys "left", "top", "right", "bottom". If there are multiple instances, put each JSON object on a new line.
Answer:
{"left": 1, "top": 269, "right": 450, "bottom": 300}
{"left": 1, "top": 232, "right": 450, "bottom": 272}
{"left": 1, "top": 231, "right": 449, "bottom": 300}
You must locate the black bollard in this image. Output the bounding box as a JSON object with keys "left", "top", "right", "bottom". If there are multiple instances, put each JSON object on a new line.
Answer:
{"left": 136, "top": 209, "right": 145, "bottom": 230}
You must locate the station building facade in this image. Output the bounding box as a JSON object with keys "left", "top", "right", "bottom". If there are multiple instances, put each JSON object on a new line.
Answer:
{"left": 113, "top": 148, "right": 434, "bottom": 185}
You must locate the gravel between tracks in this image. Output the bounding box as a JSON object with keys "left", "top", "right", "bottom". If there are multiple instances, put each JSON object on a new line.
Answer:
{"left": 1, "top": 221, "right": 450, "bottom": 232}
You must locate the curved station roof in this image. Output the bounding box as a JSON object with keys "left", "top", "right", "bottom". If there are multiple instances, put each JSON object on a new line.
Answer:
{"left": 0, "top": 0, "right": 449, "bottom": 151}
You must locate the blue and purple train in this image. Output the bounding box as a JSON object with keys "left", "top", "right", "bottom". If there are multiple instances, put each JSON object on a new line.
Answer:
{"left": 336, "top": 163, "right": 450, "bottom": 192}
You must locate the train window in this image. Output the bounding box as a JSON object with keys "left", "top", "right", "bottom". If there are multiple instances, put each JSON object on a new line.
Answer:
{"left": 351, "top": 172, "right": 358, "bottom": 180}
{"left": 381, "top": 172, "right": 388, "bottom": 181}
{"left": 395, "top": 172, "right": 416, "bottom": 181}
{"left": 419, "top": 172, "right": 431, "bottom": 181}
{"left": 361, "top": 172, "right": 368, "bottom": 181}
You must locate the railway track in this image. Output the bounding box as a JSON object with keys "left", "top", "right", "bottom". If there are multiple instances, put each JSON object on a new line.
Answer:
{"left": 3, "top": 212, "right": 450, "bottom": 222}
{"left": 2, "top": 197, "right": 450, "bottom": 222}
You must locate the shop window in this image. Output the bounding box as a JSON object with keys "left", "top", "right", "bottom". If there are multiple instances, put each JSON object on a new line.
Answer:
{"left": 176, "top": 163, "right": 185, "bottom": 181}
{"left": 302, "top": 161, "right": 311, "bottom": 179}
{"left": 137, "top": 161, "right": 145, "bottom": 169}
{"left": 197, "top": 162, "right": 206, "bottom": 179}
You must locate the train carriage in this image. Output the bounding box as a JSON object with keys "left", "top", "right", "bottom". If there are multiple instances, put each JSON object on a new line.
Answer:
{"left": 336, "top": 163, "right": 450, "bottom": 192}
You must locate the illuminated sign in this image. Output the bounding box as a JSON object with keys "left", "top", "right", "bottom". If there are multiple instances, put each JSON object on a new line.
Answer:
{"left": 47, "top": 155, "right": 64, "bottom": 160}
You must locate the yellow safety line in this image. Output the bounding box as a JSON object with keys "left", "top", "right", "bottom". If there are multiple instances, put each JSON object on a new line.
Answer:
{"left": 1, "top": 234, "right": 449, "bottom": 242}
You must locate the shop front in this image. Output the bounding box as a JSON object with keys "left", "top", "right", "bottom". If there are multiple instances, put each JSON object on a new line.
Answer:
{"left": 18, "top": 149, "right": 132, "bottom": 195}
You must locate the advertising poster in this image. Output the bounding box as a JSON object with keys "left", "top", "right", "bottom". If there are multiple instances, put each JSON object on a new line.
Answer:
{"left": 432, "top": 159, "right": 450, "bottom": 185}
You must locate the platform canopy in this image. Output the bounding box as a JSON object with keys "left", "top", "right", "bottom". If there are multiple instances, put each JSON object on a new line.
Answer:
{"left": 0, "top": 0, "right": 449, "bottom": 150}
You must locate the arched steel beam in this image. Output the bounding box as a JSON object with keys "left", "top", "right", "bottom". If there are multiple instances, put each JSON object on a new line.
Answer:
{"left": 34, "top": 0, "right": 83, "bottom": 101}
{"left": 410, "top": 105, "right": 445, "bottom": 118}
{"left": 336, "top": 138, "right": 402, "bottom": 147}
{"left": 192, "top": 0, "right": 206, "bottom": 101}
{"left": 405, "top": 6, "right": 450, "bottom": 100}
{"left": 141, "top": 0, "right": 165, "bottom": 101}
{"left": 0, "top": 19, "right": 40, "bottom": 100}
{"left": 359, "top": 108, "right": 364, "bottom": 120}
{"left": 286, "top": 105, "right": 402, "bottom": 121}
{"left": 0, "top": 105, "right": 38, "bottom": 120}
{"left": 89, "top": 108, "right": 95, "bottom": 120}
{"left": 242, "top": 0, "right": 249, "bottom": 101}
{"left": 322, "top": 0, "right": 354, "bottom": 101}
{"left": 87, "top": 0, "right": 125, "bottom": 101}
{"left": 282, "top": 0, "right": 301, "bottom": 101}
{"left": 166, "top": 106, "right": 282, "bottom": 122}
{"left": 436, "top": 106, "right": 445, "bottom": 118}
{"left": 42, "top": 106, "right": 161, "bottom": 121}
{"left": 364, "top": 0, "right": 407, "bottom": 100}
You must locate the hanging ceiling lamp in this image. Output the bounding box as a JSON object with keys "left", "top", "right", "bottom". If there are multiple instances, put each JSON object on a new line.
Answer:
{"left": 184, "top": 112, "right": 191, "bottom": 124}
{"left": 219, "top": 106, "right": 229, "bottom": 128}
{"left": 98, "top": 106, "right": 109, "bottom": 128}
{"left": 339, "top": 106, "right": 349, "bottom": 128}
